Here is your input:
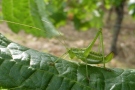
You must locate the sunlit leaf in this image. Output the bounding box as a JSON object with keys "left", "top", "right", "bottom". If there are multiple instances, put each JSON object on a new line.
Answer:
{"left": 2, "top": 0, "right": 59, "bottom": 38}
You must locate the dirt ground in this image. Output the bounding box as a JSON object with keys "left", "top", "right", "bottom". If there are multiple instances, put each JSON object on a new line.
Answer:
{"left": 0, "top": 14, "right": 135, "bottom": 69}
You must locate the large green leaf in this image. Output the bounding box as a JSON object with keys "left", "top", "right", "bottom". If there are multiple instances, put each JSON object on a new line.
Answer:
{"left": 2, "top": 0, "right": 59, "bottom": 38}
{"left": 0, "top": 33, "right": 135, "bottom": 90}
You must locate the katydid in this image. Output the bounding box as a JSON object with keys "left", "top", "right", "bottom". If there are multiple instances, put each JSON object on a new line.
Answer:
{"left": 54, "top": 29, "right": 113, "bottom": 65}
{"left": 66, "top": 29, "right": 114, "bottom": 66}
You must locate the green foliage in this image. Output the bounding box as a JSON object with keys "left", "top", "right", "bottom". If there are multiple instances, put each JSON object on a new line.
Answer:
{"left": 44, "top": 0, "right": 67, "bottom": 28}
{"left": 1, "top": 32, "right": 135, "bottom": 89}
{"left": 128, "top": 0, "right": 135, "bottom": 18}
{"left": 104, "top": 0, "right": 124, "bottom": 9}
{"left": 1, "top": 0, "right": 135, "bottom": 33}
{"left": 2, "top": 0, "right": 135, "bottom": 33}
{"left": 65, "top": 0, "right": 103, "bottom": 30}
{"left": 1, "top": 0, "right": 103, "bottom": 32}
{"left": 43, "top": 0, "right": 135, "bottom": 30}
{"left": 2, "top": 0, "right": 59, "bottom": 38}
{"left": 46, "top": 0, "right": 135, "bottom": 30}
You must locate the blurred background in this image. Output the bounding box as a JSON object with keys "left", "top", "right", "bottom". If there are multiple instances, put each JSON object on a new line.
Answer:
{"left": 0, "top": 0, "right": 135, "bottom": 68}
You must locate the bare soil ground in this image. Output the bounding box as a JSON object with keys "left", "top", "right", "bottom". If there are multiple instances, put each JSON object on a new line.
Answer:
{"left": 0, "top": 15, "right": 135, "bottom": 69}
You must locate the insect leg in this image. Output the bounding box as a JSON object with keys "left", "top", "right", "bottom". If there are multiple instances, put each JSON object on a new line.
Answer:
{"left": 83, "top": 29, "right": 102, "bottom": 80}
{"left": 99, "top": 28, "right": 105, "bottom": 68}
{"left": 54, "top": 52, "right": 68, "bottom": 63}
{"left": 85, "top": 59, "right": 90, "bottom": 81}
{"left": 84, "top": 29, "right": 102, "bottom": 57}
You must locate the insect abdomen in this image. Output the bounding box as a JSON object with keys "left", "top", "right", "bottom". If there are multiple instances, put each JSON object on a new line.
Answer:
{"left": 86, "top": 53, "right": 104, "bottom": 64}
